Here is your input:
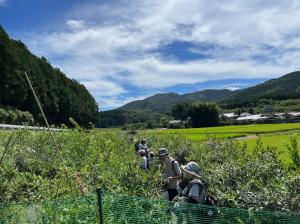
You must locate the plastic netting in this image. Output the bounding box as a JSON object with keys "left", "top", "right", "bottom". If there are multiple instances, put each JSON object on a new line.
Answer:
{"left": 101, "top": 191, "right": 300, "bottom": 224}
{"left": 0, "top": 194, "right": 98, "bottom": 224}
{"left": 0, "top": 190, "right": 299, "bottom": 224}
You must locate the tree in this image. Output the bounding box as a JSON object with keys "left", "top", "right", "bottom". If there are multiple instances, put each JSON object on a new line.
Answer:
{"left": 248, "top": 108, "right": 254, "bottom": 114}
{"left": 263, "top": 105, "right": 273, "bottom": 114}
{"left": 171, "top": 102, "right": 190, "bottom": 120}
{"left": 159, "top": 116, "right": 169, "bottom": 128}
{"left": 188, "top": 103, "right": 220, "bottom": 128}
{"left": 0, "top": 26, "right": 98, "bottom": 127}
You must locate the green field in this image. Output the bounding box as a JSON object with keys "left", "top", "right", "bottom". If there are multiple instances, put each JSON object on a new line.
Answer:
{"left": 148, "top": 123, "right": 300, "bottom": 163}
{"left": 153, "top": 123, "right": 300, "bottom": 141}
{"left": 240, "top": 132, "right": 300, "bottom": 162}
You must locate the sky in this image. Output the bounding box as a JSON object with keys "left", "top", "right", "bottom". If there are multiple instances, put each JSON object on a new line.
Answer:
{"left": 1, "top": 0, "right": 300, "bottom": 110}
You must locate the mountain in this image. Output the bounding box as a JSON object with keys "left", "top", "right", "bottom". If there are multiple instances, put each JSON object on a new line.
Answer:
{"left": 119, "top": 89, "right": 235, "bottom": 113}
{"left": 0, "top": 25, "right": 98, "bottom": 126}
{"left": 222, "top": 71, "right": 300, "bottom": 108}
{"left": 99, "top": 72, "right": 300, "bottom": 127}
{"left": 98, "top": 109, "right": 170, "bottom": 128}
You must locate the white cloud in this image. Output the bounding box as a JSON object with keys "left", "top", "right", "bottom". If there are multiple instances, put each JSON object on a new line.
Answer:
{"left": 66, "top": 19, "right": 85, "bottom": 30}
{"left": 226, "top": 86, "right": 240, "bottom": 91}
{"left": 82, "top": 80, "right": 126, "bottom": 97}
{"left": 98, "top": 94, "right": 153, "bottom": 110}
{"left": 21, "top": 0, "right": 300, "bottom": 109}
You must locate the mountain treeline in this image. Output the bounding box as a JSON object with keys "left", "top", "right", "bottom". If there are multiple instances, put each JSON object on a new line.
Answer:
{"left": 0, "top": 107, "right": 34, "bottom": 125}
{"left": 172, "top": 102, "right": 220, "bottom": 127}
{"left": 100, "top": 72, "right": 300, "bottom": 128}
{"left": 222, "top": 72, "right": 300, "bottom": 109}
{"left": 119, "top": 89, "right": 234, "bottom": 113}
{"left": 98, "top": 109, "right": 170, "bottom": 128}
{"left": 0, "top": 26, "right": 98, "bottom": 126}
{"left": 98, "top": 89, "right": 234, "bottom": 128}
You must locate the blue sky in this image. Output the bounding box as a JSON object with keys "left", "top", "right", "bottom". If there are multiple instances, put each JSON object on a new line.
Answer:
{"left": 1, "top": 0, "right": 300, "bottom": 110}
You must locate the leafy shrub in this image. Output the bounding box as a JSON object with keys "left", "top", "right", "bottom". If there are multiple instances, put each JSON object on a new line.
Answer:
{"left": 0, "top": 108, "right": 34, "bottom": 125}
{"left": 0, "top": 128, "right": 299, "bottom": 214}
{"left": 285, "top": 133, "right": 300, "bottom": 168}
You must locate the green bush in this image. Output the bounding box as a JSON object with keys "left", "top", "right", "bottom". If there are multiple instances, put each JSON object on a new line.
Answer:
{"left": 0, "top": 128, "right": 299, "bottom": 213}
{"left": 0, "top": 108, "right": 34, "bottom": 125}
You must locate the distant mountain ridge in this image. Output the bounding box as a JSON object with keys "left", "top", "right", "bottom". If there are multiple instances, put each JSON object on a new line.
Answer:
{"left": 119, "top": 89, "right": 235, "bottom": 112}
{"left": 223, "top": 71, "right": 300, "bottom": 108}
{"left": 119, "top": 71, "right": 300, "bottom": 112}
{"left": 100, "top": 72, "right": 300, "bottom": 127}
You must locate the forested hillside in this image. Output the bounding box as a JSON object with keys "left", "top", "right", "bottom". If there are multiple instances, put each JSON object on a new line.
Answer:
{"left": 223, "top": 71, "right": 300, "bottom": 109}
{"left": 100, "top": 72, "right": 300, "bottom": 128}
{"left": 98, "top": 109, "right": 170, "bottom": 128}
{"left": 119, "top": 89, "right": 234, "bottom": 113}
{"left": 0, "top": 26, "right": 98, "bottom": 126}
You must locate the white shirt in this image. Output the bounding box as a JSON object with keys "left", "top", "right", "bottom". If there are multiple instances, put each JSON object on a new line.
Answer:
{"left": 140, "top": 156, "right": 148, "bottom": 170}
{"left": 139, "top": 143, "right": 148, "bottom": 151}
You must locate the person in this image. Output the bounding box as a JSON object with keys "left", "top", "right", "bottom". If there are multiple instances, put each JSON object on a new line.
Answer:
{"left": 139, "top": 139, "right": 148, "bottom": 155}
{"left": 138, "top": 150, "right": 148, "bottom": 170}
{"left": 158, "top": 148, "right": 182, "bottom": 201}
{"left": 172, "top": 162, "right": 207, "bottom": 223}
{"left": 179, "top": 162, "right": 206, "bottom": 204}
{"left": 139, "top": 139, "right": 149, "bottom": 165}
{"left": 147, "top": 151, "right": 156, "bottom": 169}
{"left": 134, "top": 139, "right": 140, "bottom": 156}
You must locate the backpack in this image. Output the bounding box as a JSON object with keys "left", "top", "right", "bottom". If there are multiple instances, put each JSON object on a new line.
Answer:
{"left": 171, "top": 159, "right": 180, "bottom": 176}
{"left": 186, "top": 180, "right": 217, "bottom": 205}
{"left": 204, "top": 194, "right": 217, "bottom": 206}
{"left": 185, "top": 179, "right": 207, "bottom": 204}
{"left": 134, "top": 142, "right": 140, "bottom": 152}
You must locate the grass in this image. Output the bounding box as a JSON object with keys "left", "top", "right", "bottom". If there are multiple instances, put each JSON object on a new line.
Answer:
{"left": 240, "top": 132, "right": 300, "bottom": 163}
{"left": 152, "top": 123, "right": 300, "bottom": 141}
{"left": 148, "top": 123, "right": 300, "bottom": 163}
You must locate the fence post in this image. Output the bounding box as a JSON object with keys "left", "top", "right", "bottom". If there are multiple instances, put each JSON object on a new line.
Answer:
{"left": 96, "top": 188, "right": 104, "bottom": 224}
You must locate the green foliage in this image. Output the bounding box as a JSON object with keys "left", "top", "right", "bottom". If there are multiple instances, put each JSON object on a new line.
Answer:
{"left": 0, "top": 26, "right": 98, "bottom": 127}
{"left": 171, "top": 102, "right": 190, "bottom": 120}
{"left": 0, "top": 194, "right": 98, "bottom": 223}
{"left": 188, "top": 103, "right": 220, "bottom": 128}
{"left": 158, "top": 117, "right": 169, "bottom": 128}
{"left": 166, "top": 121, "right": 186, "bottom": 129}
{"left": 170, "top": 102, "right": 220, "bottom": 128}
{"left": 285, "top": 133, "right": 300, "bottom": 168}
{"left": 248, "top": 108, "right": 254, "bottom": 114}
{"left": 0, "top": 125, "right": 299, "bottom": 216}
{"left": 157, "top": 122, "right": 300, "bottom": 141}
{"left": 98, "top": 110, "right": 169, "bottom": 128}
{"left": 119, "top": 90, "right": 234, "bottom": 113}
{"left": 0, "top": 108, "right": 34, "bottom": 125}
{"left": 112, "top": 72, "right": 300, "bottom": 121}
{"left": 122, "top": 123, "right": 147, "bottom": 130}
{"left": 223, "top": 71, "right": 300, "bottom": 109}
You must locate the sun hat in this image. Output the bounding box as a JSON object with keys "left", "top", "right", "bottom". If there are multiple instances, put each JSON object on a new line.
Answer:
{"left": 157, "top": 148, "right": 168, "bottom": 156}
{"left": 181, "top": 162, "right": 201, "bottom": 178}
{"left": 149, "top": 152, "right": 155, "bottom": 157}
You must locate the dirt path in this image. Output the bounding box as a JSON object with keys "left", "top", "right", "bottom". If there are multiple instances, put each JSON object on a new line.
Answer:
{"left": 235, "top": 135, "right": 258, "bottom": 140}
{"left": 235, "top": 129, "right": 300, "bottom": 140}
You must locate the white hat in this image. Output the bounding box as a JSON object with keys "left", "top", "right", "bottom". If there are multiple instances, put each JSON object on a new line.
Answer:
{"left": 181, "top": 162, "right": 201, "bottom": 178}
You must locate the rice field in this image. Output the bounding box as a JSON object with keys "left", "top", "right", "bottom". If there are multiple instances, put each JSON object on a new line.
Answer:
{"left": 153, "top": 123, "right": 300, "bottom": 141}
{"left": 148, "top": 123, "right": 300, "bottom": 163}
